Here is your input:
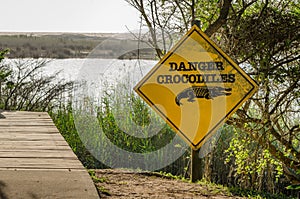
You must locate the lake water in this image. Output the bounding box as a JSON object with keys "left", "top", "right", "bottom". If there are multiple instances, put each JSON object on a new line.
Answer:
{"left": 2, "top": 58, "right": 157, "bottom": 106}
{"left": 3, "top": 58, "right": 156, "bottom": 86}
{"left": 4, "top": 58, "right": 155, "bottom": 81}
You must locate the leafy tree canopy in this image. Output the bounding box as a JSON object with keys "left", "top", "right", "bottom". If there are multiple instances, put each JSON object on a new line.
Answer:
{"left": 126, "top": 0, "right": 300, "bottom": 185}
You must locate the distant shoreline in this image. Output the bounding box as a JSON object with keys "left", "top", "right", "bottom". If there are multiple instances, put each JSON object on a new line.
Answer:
{"left": 0, "top": 32, "right": 156, "bottom": 59}
{"left": 0, "top": 32, "right": 121, "bottom": 37}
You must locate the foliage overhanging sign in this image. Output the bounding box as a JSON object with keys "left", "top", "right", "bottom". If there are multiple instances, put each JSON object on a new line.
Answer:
{"left": 134, "top": 25, "right": 258, "bottom": 150}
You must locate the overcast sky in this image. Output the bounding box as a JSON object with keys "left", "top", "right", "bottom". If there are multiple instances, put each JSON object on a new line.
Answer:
{"left": 0, "top": 0, "right": 140, "bottom": 33}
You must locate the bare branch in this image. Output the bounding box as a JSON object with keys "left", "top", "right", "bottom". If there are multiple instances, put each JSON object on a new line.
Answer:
{"left": 204, "top": 0, "right": 232, "bottom": 37}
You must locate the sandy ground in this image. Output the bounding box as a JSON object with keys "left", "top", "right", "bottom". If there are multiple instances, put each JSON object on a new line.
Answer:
{"left": 95, "top": 169, "right": 245, "bottom": 199}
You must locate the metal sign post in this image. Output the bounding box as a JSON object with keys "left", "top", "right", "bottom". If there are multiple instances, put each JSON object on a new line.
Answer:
{"left": 191, "top": 147, "right": 203, "bottom": 182}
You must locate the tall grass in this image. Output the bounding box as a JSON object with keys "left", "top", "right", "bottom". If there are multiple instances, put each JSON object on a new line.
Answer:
{"left": 57, "top": 74, "right": 297, "bottom": 197}
{"left": 50, "top": 98, "right": 298, "bottom": 198}
{"left": 54, "top": 83, "right": 190, "bottom": 174}
{"left": 48, "top": 103, "right": 106, "bottom": 168}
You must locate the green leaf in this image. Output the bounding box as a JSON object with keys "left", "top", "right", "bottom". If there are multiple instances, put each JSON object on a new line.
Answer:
{"left": 286, "top": 184, "right": 300, "bottom": 190}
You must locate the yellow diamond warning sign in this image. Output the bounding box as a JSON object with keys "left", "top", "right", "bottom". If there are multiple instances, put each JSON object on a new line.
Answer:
{"left": 134, "top": 25, "right": 258, "bottom": 150}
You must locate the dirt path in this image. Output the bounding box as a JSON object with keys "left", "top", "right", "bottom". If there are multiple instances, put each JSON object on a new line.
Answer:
{"left": 94, "top": 169, "right": 245, "bottom": 199}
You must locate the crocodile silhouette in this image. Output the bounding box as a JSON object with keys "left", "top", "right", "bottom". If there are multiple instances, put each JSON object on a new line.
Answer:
{"left": 175, "top": 86, "right": 232, "bottom": 106}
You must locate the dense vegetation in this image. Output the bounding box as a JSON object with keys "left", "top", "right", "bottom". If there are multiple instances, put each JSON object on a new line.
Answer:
{"left": 127, "top": 0, "right": 299, "bottom": 195}
{"left": 0, "top": 49, "right": 298, "bottom": 198}
{"left": 0, "top": 33, "right": 103, "bottom": 58}
{"left": 0, "top": 33, "right": 156, "bottom": 59}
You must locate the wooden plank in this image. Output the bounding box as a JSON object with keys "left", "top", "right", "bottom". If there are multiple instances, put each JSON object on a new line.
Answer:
{"left": 0, "top": 140, "right": 69, "bottom": 146}
{"left": 0, "top": 150, "right": 77, "bottom": 158}
{"left": 0, "top": 116, "right": 51, "bottom": 122}
{"left": 0, "top": 112, "right": 50, "bottom": 119}
{"left": 0, "top": 114, "right": 52, "bottom": 118}
{"left": 0, "top": 121, "right": 56, "bottom": 126}
{"left": 0, "top": 145, "right": 71, "bottom": 150}
{"left": 0, "top": 158, "right": 84, "bottom": 169}
{"left": 0, "top": 126, "right": 59, "bottom": 133}
{"left": 0, "top": 111, "right": 49, "bottom": 116}
{"left": 0, "top": 111, "right": 54, "bottom": 121}
{"left": 0, "top": 133, "right": 66, "bottom": 141}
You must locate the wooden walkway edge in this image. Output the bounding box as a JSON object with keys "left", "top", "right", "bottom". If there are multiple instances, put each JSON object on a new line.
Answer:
{"left": 0, "top": 110, "right": 99, "bottom": 199}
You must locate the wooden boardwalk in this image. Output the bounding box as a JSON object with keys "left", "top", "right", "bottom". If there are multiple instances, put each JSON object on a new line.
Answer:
{"left": 0, "top": 111, "right": 99, "bottom": 199}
